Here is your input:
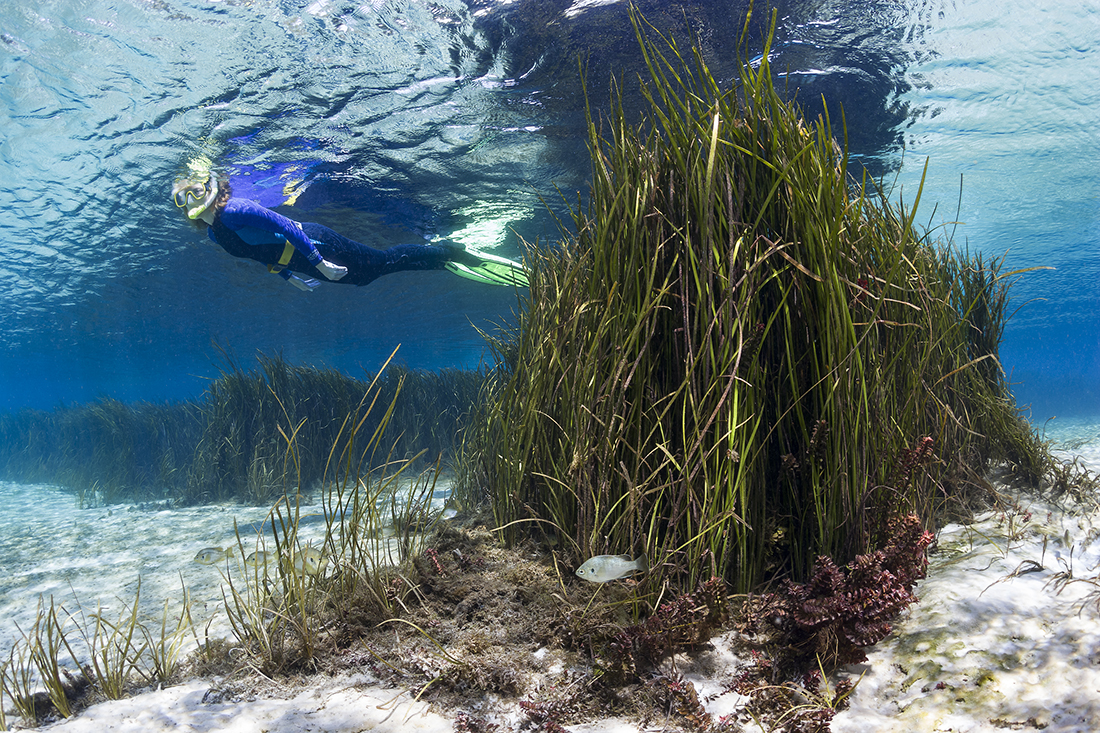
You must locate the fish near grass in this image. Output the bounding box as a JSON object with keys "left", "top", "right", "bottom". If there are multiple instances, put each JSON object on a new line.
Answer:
{"left": 290, "top": 546, "right": 327, "bottom": 576}
{"left": 575, "top": 554, "right": 647, "bottom": 583}
{"left": 193, "top": 547, "right": 233, "bottom": 565}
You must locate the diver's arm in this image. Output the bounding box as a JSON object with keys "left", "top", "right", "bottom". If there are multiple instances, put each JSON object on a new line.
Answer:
{"left": 220, "top": 199, "right": 347, "bottom": 280}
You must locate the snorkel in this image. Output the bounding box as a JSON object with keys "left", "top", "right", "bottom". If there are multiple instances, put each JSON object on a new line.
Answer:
{"left": 172, "top": 156, "right": 219, "bottom": 222}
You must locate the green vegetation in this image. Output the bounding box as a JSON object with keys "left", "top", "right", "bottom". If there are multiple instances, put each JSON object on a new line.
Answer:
{"left": 0, "top": 10, "right": 1058, "bottom": 729}
{"left": 219, "top": 374, "right": 444, "bottom": 675}
{"left": 0, "top": 590, "right": 187, "bottom": 726}
{"left": 456, "top": 11, "right": 1045, "bottom": 592}
{"left": 0, "top": 353, "right": 481, "bottom": 505}
{"left": 0, "top": 367, "right": 444, "bottom": 726}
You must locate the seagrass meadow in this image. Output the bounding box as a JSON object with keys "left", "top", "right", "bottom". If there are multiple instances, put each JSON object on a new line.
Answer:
{"left": 454, "top": 13, "right": 1047, "bottom": 593}
{"left": 7, "top": 0, "right": 1100, "bottom": 728}
{"left": 0, "top": 351, "right": 482, "bottom": 506}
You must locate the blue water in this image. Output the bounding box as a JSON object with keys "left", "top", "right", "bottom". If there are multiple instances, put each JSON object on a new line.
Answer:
{"left": 1, "top": 0, "right": 1097, "bottom": 419}
{"left": 887, "top": 0, "right": 1100, "bottom": 420}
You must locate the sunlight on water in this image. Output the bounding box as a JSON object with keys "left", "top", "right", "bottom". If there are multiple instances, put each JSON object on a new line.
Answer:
{"left": 1, "top": 0, "right": 1096, "bottom": 415}
{"left": 448, "top": 199, "right": 537, "bottom": 252}
{"left": 2, "top": 2, "right": 1100, "bottom": 728}
{"left": 0, "top": 0, "right": 553, "bottom": 408}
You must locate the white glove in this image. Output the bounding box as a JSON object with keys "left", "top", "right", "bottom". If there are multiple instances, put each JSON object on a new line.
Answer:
{"left": 316, "top": 258, "right": 348, "bottom": 281}
{"left": 287, "top": 274, "right": 320, "bottom": 291}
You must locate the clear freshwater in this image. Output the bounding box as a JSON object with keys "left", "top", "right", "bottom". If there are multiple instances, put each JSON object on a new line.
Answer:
{"left": 2, "top": 3, "right": 1100, "bottom": 728}
{"left": 0, "top": 477, "right": 450, "bottom": 658}
{"left": 5, "top": 0, "right": 1095, "bottom": 418}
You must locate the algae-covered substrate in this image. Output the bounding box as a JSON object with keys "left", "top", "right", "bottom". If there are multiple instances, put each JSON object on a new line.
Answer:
{"left": 831, "top": 425, "right": 1100, "bottom": 732}
{"left": 6, "top": 425, "right": 1100, "bottom": 732}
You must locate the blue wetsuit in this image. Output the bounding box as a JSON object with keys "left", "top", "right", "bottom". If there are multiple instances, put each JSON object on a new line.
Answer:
{"left": 207, "top": 197, "right": 473, "bottom": 286}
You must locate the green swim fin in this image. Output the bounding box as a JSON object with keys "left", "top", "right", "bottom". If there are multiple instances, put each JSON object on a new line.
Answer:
{"left": 445, "top": 249, "right": 529, "bottom": 288}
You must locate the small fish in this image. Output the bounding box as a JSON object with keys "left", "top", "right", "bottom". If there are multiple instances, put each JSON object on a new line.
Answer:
{"left": 575, "top": 554, "right": 648, "bottom": 583}
{"left": 193, "top": 547, "right": 233, "bottom": 565}
{"left": 290, "top": 546, "right": 327, "bottom": 576}
{"left": 244, "top": 551, "right": 271, "bottom": 568}
{"left": 440, "top": 498, "right": 466, "bottom": 521}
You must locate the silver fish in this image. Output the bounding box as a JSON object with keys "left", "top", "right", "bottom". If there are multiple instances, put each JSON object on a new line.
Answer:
{"left": 193, "top": 547, "right": 232, "bottom": 565}
{"left": 290, "top": 546, "right": 327, "bottom": 576}
{"left": 575, "top": 554, "right": 647, "bottom": 583}
{"left": 244, "top": 550, "right": 271, "bottom": 568}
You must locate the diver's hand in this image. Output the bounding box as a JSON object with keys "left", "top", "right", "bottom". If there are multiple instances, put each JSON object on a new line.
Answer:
{"left": 287, "top": 274, "right": 321, "bottom": 291}
{"left": 316, "top": 259, "right": 348, "bottom": 281}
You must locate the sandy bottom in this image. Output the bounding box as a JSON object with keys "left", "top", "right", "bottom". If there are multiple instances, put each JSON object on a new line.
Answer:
{"left": 8, "top": 417, "right": 1100, "bottom": 732}
{"left": 39, "top": 676, "right": 452, "bottom": 733}
{"left": 0, "top": 491, "right": 335, "bottom": 652}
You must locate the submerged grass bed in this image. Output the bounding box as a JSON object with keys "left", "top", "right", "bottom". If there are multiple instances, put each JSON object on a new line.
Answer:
{"left": 456, "top": 10, "right": 1046, "bottom": 593}
{"left": 0, "top": 363, "right": 455, "bottom": 728}
{"left": 0, "top": 351, "right": 483, "bottom": 505}
{"left": 0, "top": 8, "right": 1071, "bottom": 732}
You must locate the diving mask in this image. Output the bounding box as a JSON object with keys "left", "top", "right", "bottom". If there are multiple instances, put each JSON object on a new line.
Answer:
{"left": 172, "top": 174, "right": 218, "bottom": 220}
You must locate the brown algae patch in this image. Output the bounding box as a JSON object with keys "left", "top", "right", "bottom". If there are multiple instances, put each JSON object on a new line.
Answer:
{"left": 299, "top": 518, "right": 746, "bottom": 730}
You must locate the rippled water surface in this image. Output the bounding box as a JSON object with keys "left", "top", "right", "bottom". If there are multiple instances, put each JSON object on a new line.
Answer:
{"left": 1, "top": 0, "right": 1097, "bottom": 416}
{"left": 3, "top": 7, "right": 1100, "bottom": 727}
{"left": 890, "top": 0, "right": 1100, "bottom": 417}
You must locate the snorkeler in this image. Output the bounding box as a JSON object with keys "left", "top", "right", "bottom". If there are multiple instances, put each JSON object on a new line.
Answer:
{"left": 171, "top": 157, "right": 527, "bottom": 291}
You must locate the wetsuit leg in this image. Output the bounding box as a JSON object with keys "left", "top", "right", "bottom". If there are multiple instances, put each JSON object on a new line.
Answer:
{"left": 300, "top": 222, "right": 472, "bottom": 286}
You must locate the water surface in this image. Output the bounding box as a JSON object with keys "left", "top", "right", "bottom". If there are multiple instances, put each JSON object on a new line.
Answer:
{"left": 0, "top": 0, "right": 1096, "bottom": 416}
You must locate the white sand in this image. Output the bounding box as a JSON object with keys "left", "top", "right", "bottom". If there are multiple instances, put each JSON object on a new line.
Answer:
{"left": 832, "top": 502, "right": 1100, "bottom": 732}
{"left": 42, "top": 675, "right": 450, "bottom": 733}
{"left": 9, "top": 419, "right": 1100, "bottom": 732}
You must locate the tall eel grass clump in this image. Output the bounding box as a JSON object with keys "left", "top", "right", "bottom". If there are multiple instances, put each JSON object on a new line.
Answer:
{"left": 219, "top": 364, "right": 442, "bottom": 675}
{"left": 458, "top": 11, "right": 1044, "bottom": 592}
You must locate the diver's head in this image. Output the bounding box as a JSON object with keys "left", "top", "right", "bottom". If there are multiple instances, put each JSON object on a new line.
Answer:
{"left": 172, "top": 156, "right": 220, "bottom": 222}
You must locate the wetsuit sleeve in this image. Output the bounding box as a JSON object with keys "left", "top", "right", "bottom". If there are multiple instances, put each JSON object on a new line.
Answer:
{"left": 219, "top": 198, "right": 324, "bottom": 265}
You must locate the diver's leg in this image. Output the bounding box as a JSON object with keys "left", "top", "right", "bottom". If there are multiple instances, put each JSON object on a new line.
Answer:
{"left": 299, "top": 222, "right": 389, "bottom": 285}
{"left": 379, "top": 240, "right": 474, "bottom": 272}
{"left": 301, "top": 222, "right": 475, "bottom": 284}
